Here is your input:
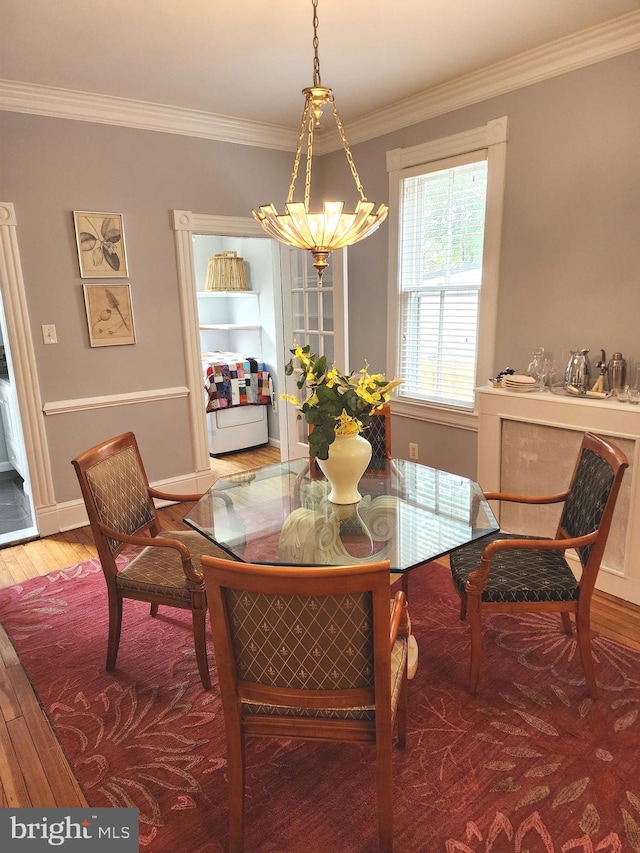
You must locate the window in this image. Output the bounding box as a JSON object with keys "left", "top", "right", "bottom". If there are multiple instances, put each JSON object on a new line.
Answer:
{"left": 399, "top": 156, "right": 487, "bottom": 407}
{"left": 387, "top": 118, "right": 507, "bottom": 424}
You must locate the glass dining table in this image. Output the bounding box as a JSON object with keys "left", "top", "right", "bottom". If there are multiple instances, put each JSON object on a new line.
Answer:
{"left": 183, "top": 457, "right": 499, "bottom": 578}
{"left": 184, "top": 457, "right": 499, "bottom": 679}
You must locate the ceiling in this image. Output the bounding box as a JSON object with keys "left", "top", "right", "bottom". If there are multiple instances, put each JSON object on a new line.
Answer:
{"left": 2, "top": 0, "right": 639, "bottom": 132}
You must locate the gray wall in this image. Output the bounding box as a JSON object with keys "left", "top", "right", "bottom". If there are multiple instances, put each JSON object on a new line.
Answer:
{"left": 1, "top": 48, "right": 638, "bottom": 510}
{"left": 0, "top": 113, "right": 293, "bottom": 502}
{"left": 322, "top": 50, "right": 640, "bottom": 476}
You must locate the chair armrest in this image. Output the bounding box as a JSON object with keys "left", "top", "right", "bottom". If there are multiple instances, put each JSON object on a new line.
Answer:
{"left": 292, "top": 463, "right": 311, "bottom": 507}
{"left": 149, "top": 486, "right": 237, "bottom": 514}
{"left": 390, "top": 590, "right": 409, "bottom": 648}
{"left": 96, "top": 522, "right": 202, "bottom": 584}
{"left": 483, "top": 531, "right": 598, "bottom": 558}
{"left": 148, "top": 486, "right": 203, "bottom": 502}
{"left": 484, "top": 489, "right": 570, "bottom": 505}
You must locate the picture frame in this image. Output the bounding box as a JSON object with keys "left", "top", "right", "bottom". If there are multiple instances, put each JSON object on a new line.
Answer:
{"left": 83, "top": 284, "right": 136, "bottom": 347}
{"left": 73, "top": 211, "right": 129, "bottom": 278}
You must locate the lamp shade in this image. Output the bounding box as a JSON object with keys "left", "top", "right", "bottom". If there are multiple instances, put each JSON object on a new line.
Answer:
{"left": 253, "top": 200, "right": 388, "bottom": 277}
{"left": 204, "top": 251, "right": 249, "bottom": 292}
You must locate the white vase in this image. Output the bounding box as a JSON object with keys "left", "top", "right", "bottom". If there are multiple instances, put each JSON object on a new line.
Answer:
{"left": 316, "top": 433, "right": 372, "bottom": 504}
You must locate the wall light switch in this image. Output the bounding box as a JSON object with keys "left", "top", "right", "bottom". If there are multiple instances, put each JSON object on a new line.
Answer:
{"left": 42, "top": 324, "right": 57, "bottom": 344}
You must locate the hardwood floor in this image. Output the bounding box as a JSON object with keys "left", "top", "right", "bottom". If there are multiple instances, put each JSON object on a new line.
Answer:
{"left": 0, "top": 445, "right": 280, "bottom": 808}
{"left": 1, "top": 441, "right": 639, "bottom": 808}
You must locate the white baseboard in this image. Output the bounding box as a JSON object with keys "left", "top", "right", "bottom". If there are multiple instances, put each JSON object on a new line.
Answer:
{"left": 44, "top": 470, "right": 217, "bottom": 533}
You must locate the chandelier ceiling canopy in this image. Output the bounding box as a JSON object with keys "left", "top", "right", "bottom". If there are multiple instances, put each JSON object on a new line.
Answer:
{"left": 252, "top": 0, "right": 388, "bottom": 280}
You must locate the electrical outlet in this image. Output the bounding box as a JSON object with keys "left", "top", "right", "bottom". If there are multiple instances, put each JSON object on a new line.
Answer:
{"left": 409, "top": 442, "right": 419, "bottom": 460}
{"left": 42, "top": 324, "right": 57, "bottom": 344}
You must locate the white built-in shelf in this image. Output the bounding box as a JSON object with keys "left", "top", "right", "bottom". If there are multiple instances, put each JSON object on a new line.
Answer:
{"left": 197, "top": 291, "right": 256, "bottom": 298}
{"left": 199, "top": 324, "right": 261, "bottom": 331}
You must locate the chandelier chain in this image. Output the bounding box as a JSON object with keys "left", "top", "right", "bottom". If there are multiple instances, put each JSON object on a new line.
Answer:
{"left": 304, "top": 106, "right": 315, "bottom": 208}
{"left": 330, "top": 97, "right": 367, "bottom": 202}
{"left": 287, "top": 98, "right": 312, "bottom": 204}
{"left": 312, "top": 0, "right": 321, "bottom": 87}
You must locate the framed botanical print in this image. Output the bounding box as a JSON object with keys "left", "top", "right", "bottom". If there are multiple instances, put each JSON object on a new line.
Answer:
{"left": 73, "top": 211, "right": 129, "bottom": 278}
{"left": 83, "top": 284, "right": 136, "bottom": 347}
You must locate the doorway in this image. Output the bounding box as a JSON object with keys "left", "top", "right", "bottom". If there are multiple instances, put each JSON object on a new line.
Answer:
{"left": 172, "top": 209, "right": 348, "bottom": 474}
{"left": 0, "top": 201, "right": 57, "bottom": 545}
{"left": 192, "top": 232, "right": 280, "bottom": 457}
{"left": 0, "top": 294, "right": 37, "bottom": 546}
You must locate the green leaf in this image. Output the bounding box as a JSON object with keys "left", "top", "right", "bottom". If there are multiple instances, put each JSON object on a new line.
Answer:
{"left": 314, "top": 355, "right": 327, "bottom": 377}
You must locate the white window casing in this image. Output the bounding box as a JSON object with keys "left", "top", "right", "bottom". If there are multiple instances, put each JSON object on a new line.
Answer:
{"left": 386, "top": 117, "right": 508, "bottom": 430}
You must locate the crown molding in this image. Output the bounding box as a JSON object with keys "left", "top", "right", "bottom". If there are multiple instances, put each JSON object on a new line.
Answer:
{"left": 1, "top": 11, "right": 638, "bottom": 154}
{"left": 315, "top": 10, "right": 640, "bottom": 154}
{"left": 0, "top": 80, "right": 298, "bottom": 151}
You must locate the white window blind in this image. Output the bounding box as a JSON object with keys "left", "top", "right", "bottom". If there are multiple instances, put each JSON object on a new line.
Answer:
{"left": 398, "top": 159, "right": 488, "bottom": 408}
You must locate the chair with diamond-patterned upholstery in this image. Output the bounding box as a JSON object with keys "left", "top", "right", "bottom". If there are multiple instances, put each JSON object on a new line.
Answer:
{"left": 449, "top": 431, "right": 628, "bottom": 697}
{"left": 200, "top": 554, "right": 409, "bottom": 853}
{"left": 72, "top": 431, "right": 239, "bottom": 690}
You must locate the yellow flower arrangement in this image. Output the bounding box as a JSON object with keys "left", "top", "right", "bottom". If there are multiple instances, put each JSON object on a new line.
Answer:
{"left": 282, "top": 344, "right": 402, "bottom": 460}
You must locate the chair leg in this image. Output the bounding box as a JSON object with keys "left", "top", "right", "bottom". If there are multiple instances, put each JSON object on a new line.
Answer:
{"left": 150, "top": 603, "right": 159, "bottom": 617}
{"left": 466, "top": 594, "right": 483, "bottom": 694}
{"left": 227, "top": 721, "right": 245, "bottom": 853}
{"left": 401, "top": 573, "right": 409, "bottom": 598}
{"left": 561, "top": 612, "right": 572, "bottom": 635}
{"left": 459, "top": 596, "right": 467, "bottom": 621}
{"left": 376, "top": 738, "right": 393, "bottom": 853}
{"left": 106, "top": 593, "right": 123, "bottom": 672}
{"left": 575, "top": 609, "right": 598, "bottom": 699}
{"left": 192, "top": 608, "right": 211, "bottom": 690}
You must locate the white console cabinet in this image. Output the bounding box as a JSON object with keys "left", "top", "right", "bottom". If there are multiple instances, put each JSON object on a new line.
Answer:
{"left": 476, "top": 386, "right": 640, "bottom": 605}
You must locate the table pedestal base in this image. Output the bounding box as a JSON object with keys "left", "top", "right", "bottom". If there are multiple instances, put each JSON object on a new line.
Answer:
{"left": 407, "top": 635, "right": 418, "bottom": 679}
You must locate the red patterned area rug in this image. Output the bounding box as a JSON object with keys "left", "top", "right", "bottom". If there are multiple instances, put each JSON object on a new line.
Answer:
{"left": 1, "top": 557, "right": 639, "bottom": 852}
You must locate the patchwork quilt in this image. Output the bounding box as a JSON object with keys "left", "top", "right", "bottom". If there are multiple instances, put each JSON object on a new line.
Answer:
{"left": 203, "top": 351, "right": 271, "bottom": 412}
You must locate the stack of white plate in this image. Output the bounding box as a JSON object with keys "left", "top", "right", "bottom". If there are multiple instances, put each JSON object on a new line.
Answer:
{"left": 502, "top": 374, "right": 537, "bottom": 392}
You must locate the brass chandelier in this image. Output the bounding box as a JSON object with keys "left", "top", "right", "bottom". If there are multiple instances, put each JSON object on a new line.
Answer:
{"left": 252, "top": 0, "right": 388, "bottom": 280}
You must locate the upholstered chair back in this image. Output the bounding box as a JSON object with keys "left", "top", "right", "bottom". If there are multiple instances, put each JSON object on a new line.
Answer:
{"left": 85, "top": 445, "right": 157, "bottom": 555}
{"left": 559, "top": 446, "right": 616, "bottom": 568}
{"left": 224, "top": 588, "right": 381, "bottom": 721}
{"left": 365, "top": 403, "right": 392, "bottom": 471}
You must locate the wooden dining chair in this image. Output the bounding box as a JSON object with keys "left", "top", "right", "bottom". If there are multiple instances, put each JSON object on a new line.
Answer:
{"left": 201, "top": 555, "right": 410, "bottom": 853}
{"left": 363, "top": 402, "right": 393, "bottom": 471}
{"left": 449, "top": 431, "right": 628, "bottom": 697}
{"left": 72, "top": 431, "right": 236, "bottom": 690}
